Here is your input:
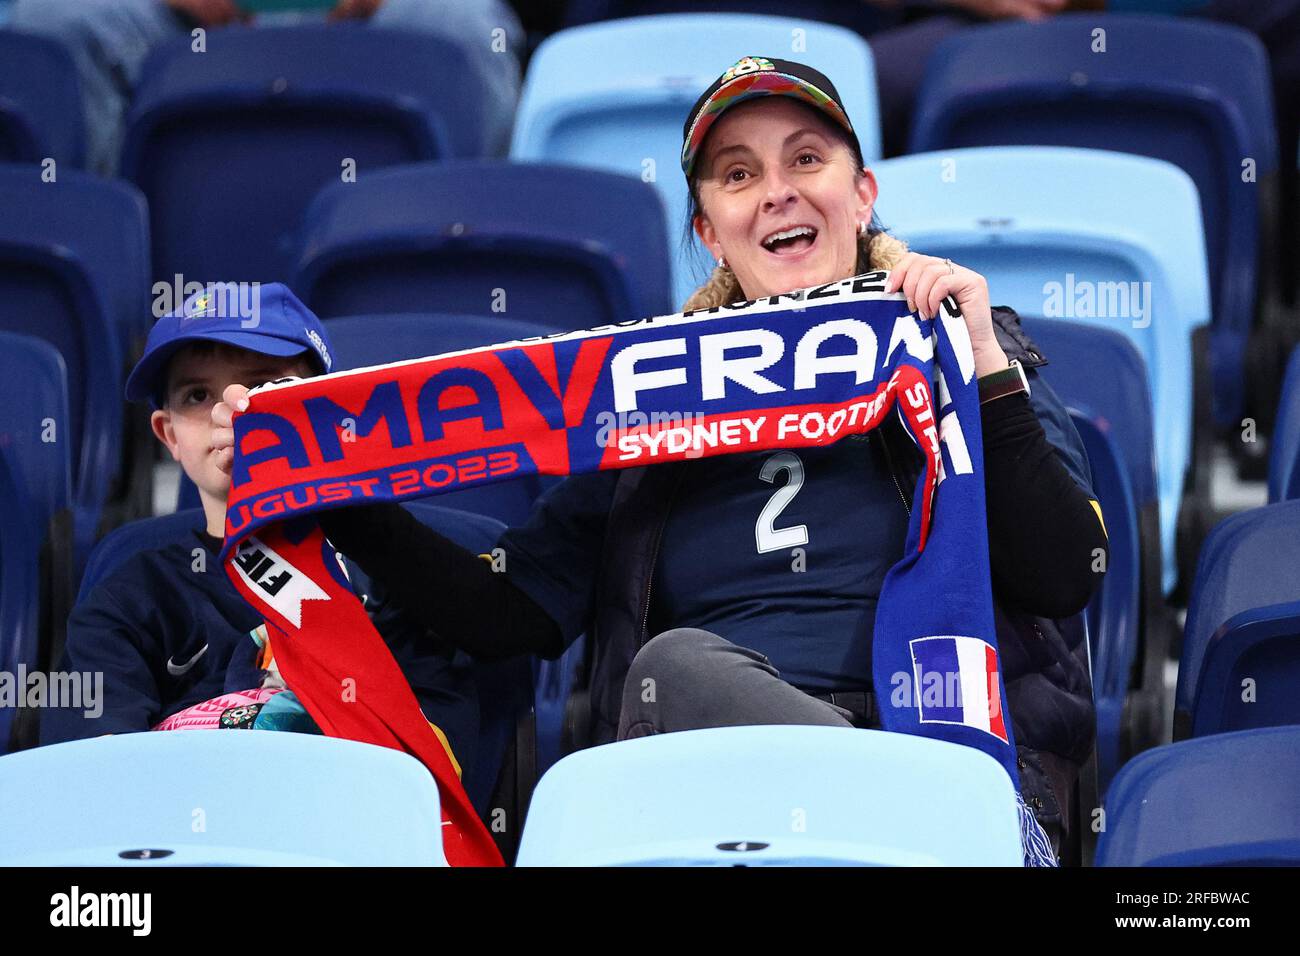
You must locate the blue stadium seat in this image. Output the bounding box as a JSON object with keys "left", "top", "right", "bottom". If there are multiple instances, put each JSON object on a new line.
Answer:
{"left": 0, "top": 164, "right": 151, "bottom": 561}
{"left": 1096, "top": 727, "right": 1300, "bottom": 866}
{"left": 511, "top": 14, "right": 881, "bottom": 307}
{"left": 0, "top": 331, "right": 72, "bottom": 538}
{"left": 1070, "top": 417, "right": 1141, "bottom": 795}
{"left": 324, "top": 312, "right": 554, "bottom": 527}
{"left": 0, "top": 449, "right": 40, "bottom": 754}
{"left": 1021, "top": 318, "right": 1168, "bottom": 782}
{"left": 516, "top": 726, "right": 1024, "bottom": 866}
{"left": 293, "top": 162, "right": 672, "bottom": 327}
{"left": 1268, "top": 345, "right": 1300, "bottom": 502}
{"left": 1176, "top": 501, "right": 1300, "bottom": 739}
{"left": 0, "top": 731, "right": 448, "bottom": 865}
{"left": 0, "top": 30, "right": 84, "bottom": 167}
{"left": 873, "top": 147, "right": 1208, "bottom": 593}
{"left": 909, "top": 15, "right": 1277, "bottom": 427}
{"left": 121, "top": 24, "right": 496, "bottom": 285}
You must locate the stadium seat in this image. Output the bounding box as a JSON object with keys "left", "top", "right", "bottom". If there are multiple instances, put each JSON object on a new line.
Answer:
{"left": 325, "top": 312, "right": 555, "bottom": 527}
{"left": 0, "top": 164, "right": 152, "bottom": 562}
{"left": 562, "top": 0, "right": 900, "bottom": 33}
{"left": 874, "top": 147, "right": 1208, "bottom": 593}
{"left": 75, "top": 509, "right": 206, "bottom": 602}
{"left": 121, "top": 24, "right": 497, "bottom": 286}
{"left": 1268, "top": 345, "right": 1300, "bottom": 502}
{"left": 293, "top": 162, "right": 672, "bottom": 327}
{"left": 0, "top": 449, "right": 41, "bottom": 755}
{"left": 1176, "top": 501, "right": 1300, "bottom": 739}
{"left": 0, "top": 731, "right": 448, "bottom": 865}
{"left": 516, "top": 726, "right": 1024, "bottom": 866}
{"left": 0, "top": 30, "right": 84, "bottom": 167}
{"left": 1096, "top": 727, "right": 1300, "bottom": 866}
{"left": 1021, "top": 318, "right": 1169, "bottom": 781}
{"left": 1069, "top": 417, "right": 1141, "bottom": 793}
{"left": 0, "top": 331, "right": 73, "bottom": 539}
{"left": 909, "top": 14, "right": 1277, "bottom": 428}
{"left": 511, "top": 13, "right": 881, "bottom": 307}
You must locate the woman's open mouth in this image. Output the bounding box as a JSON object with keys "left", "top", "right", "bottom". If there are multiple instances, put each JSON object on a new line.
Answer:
{"left": 760, "top": 224, "right": 819, "bottom": 259}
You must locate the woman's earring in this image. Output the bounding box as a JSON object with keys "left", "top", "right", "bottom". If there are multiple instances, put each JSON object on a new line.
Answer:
{"left": 717, "top": 255, "right": 729, "bottom": 271}
{"left": 858, "top": 220, "right": 868, "bottom": 237}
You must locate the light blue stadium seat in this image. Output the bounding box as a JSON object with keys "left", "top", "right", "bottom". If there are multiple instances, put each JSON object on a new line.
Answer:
{"left": 873, "top": 146, "right": 1209, "bottom": 593}
{"left": 511, "top": 14, "right": 881, "bottom": 308}
{"left": 1268, "top": 346, "right": 1300, "bottom": 502}
{"left": 1176, "top": 501, "right": 1300, "bottom": 739}
{"left": 0, "top": 29, "right": 84, "bottom": 167}
{"left": 1096, "top": 727, "right": 1300, "bottom": 866}
{"left": 293, "top": 161, "right": 672, "bottom": 327}
{"left": 0, "top": 731, "right": 447, "bottom": 865}
{"left": 909, "top": 14, "right": 1276, "bottom": 428}
{"left": 121, "top": 24, "right": 495, "bottom": 285}
{"left": 516, "top": 726, "right": 1023, "bottom": 866}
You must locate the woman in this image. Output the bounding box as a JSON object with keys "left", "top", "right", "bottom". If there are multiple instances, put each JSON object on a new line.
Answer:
{"left": 212, "top": 57, "right": 1106, "bottom": 865}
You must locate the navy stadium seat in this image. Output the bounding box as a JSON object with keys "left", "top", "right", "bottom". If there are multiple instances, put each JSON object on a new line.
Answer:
{"left": 0, "top": 448, "right": 40, "bottom": 754}
{"left": 0, "top": 331, "right": 73, "bottom": 539}
{"left": 511, "top": 13, "right": 881, "bottom": 307}
{"left": 910, "top": 14, "right": 1277, "bottom": 428}
{"left": 1069, "top": 416, "right": 1141, "bottom": 794}
{"left": 293, "top": 162, "right": 672, "bottom": 328}
{"left": 0, "top": 30, "right": 84, "bottom": 167}
{"left": 1176, "top": 501, "right": 1300, "bottom": 739}
{"left": 1096, "top": 727, "right": 1300, "bottom": 866}
{"left": 1021, "top": 318, "right": 1169, "bottom": 782}
{"left": 0, "top": 164, "right": 151, "bottom": 562}
{"left": 121, "top": 25, "right": 496, "bottom": 285}
{"left": 1268, "top": 345, "right": 1300, "bottom": 502}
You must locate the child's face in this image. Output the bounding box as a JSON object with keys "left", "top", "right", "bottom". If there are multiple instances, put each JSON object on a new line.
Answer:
{"left": 150, "top": 344, "right": 314, "bottom": 503}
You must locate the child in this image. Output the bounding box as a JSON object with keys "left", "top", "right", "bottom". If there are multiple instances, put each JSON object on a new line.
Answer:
{"left": 41, "top": 283, "right": 479, "bottom": 784}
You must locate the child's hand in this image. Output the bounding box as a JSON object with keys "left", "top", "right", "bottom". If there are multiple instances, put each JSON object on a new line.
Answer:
{"left": 211, "top": 383, "right": 251, "bottom": 477}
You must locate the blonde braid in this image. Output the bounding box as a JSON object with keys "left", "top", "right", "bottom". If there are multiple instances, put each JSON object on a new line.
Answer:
{"left": 682, "top": 230, "right": 910, "bottom": 313}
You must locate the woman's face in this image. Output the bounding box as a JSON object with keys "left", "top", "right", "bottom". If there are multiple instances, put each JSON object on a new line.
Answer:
{"left": 693, "top": 97, "right": 878, "bottom": 301}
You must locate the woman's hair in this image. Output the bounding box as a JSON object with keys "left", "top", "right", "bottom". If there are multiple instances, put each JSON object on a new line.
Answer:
{"left": 680, "top": 106, "right": 908, "bottom": 313}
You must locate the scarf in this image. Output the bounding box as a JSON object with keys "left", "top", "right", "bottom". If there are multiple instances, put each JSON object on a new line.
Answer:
{"left": 220, "top": 271, "right": 1021, "bottom": 866}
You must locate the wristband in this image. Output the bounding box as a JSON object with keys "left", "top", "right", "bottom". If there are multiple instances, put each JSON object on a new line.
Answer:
{"left": 978, "top": 359, "right": 1030, "bottom": 405}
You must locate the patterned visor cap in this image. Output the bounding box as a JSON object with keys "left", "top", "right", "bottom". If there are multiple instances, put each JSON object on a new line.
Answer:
{"left": 680, "top": 55, "right": 862, "bottom": 179}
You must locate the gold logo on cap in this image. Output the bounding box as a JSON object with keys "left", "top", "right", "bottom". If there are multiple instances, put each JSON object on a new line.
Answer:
{"left": 721, "top": 56, "right": 775, "bottom": 82}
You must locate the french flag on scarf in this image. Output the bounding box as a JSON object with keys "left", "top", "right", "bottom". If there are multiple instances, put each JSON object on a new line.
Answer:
{"left": 908, "top": 636, "right": 1008, "bottom": 744}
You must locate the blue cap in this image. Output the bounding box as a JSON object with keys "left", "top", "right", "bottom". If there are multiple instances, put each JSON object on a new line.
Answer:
{"left": 126, "top": 282, "right": 334, "bottom": 407}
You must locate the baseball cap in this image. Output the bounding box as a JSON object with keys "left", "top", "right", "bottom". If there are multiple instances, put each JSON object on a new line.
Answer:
{"left": 681, "top": 56, "right": 864, "bottom": 180}
{"left": 126, "top": 281, "right": 334, "bottom": 408}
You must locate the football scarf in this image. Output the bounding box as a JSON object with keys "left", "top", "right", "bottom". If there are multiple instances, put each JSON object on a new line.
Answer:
{"left": 220, "top": 271, "right": 1022, "bottom": 866}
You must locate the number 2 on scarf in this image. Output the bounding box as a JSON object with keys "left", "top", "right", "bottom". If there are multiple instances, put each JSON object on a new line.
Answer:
{"left": 755, "top": 452, "right": 809, "bottom": 554}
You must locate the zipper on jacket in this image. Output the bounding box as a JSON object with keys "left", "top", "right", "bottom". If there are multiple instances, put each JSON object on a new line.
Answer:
{"left": 875, "top": 431, "right": 912, "bottom": 518}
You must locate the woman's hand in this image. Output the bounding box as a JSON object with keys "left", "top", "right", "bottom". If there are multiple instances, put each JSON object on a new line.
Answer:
{"left": 210, "top": 383, "right": 251, "bottom": 477}
{"left": 884, "top": 253, "right": 1009, "bottom": 378}
{"left": 164, "top": 0, "right": 247, "bottom": 27}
